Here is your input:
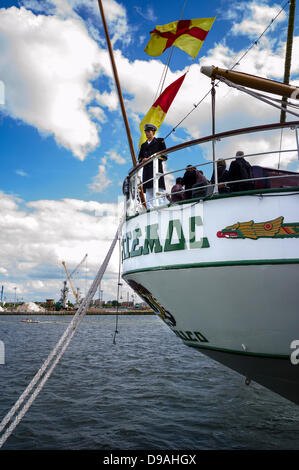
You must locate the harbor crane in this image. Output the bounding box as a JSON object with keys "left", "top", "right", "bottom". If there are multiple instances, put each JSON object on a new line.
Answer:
{"left": 70, "top": 253, "right": 88, "bottom": 278}
{"left": 58, "top": 280, "right": 69, "bottom": 309}
{"left": 62, "top": 254, "right": 88, "bottom": 304}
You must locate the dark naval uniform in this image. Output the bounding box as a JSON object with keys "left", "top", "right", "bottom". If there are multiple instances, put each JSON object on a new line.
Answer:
{"left": 228, "top": 157, "right": 254, "bottom": 192}
{"left": 138, "top": 137, "right": 167, "bottom": 192}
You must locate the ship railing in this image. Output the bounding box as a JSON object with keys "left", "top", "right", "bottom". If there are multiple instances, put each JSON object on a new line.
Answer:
{"left": 125, "top": 120, "right": 299, "bottom": 216}
{"left": 141, "top": 164, "right": 299, "bottom": 210}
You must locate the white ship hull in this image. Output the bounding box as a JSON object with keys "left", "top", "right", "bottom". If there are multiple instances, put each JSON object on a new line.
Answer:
{"left": 122, "top": 190, "right": 299, "bottom": 403}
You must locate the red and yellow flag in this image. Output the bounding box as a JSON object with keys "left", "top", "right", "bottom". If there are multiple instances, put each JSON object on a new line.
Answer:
{"left": 145, "top": 18, "right": 216, "bottom": 58}
{"left": 139, "top": 74, "right": 186, "bottom": 147}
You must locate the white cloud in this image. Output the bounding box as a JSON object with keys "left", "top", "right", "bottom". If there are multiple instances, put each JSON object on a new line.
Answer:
{"left": 21, "top": 0, "right": 56, "bottom": 13}
{"left": 88, "top": 150, "right": 126, "bottom": 197}
{"left": 231, "top": 2, "right": 287, "bottom": 38}
{"left": 102, "top": 0, "right": 130, "bottom": 46}
{"left": 210, "top": 128, "right": 299, "bottom": 170}
{"left": 0, "top": 1, "right": 135, "bottom": 161}
{"left": 95, "top": 89, "right": 119, "bottom": 111}
{"left": 0, "top": 191, "right": 125, "bottom": 301}
{"left": 29, "top": 0, "right": 130, "bottom": 42}
{"left": 0, "top": 6, "right": 102, "bottom": 160}
{"left": 134, "top": 6, "right": 157, "bottom": 22}
{"left": 88, "top": 106, "right": 107, "bottom": 123}
{"left": 163, "top": 162, "right": 175, "bottom": 193}
{"left": 16, "top": 169, "right": 28, "bottom": 177}
{"left": 88, "top": 164, "right": 112, "bottom": 192}
{"left": 108, "top": 150, "right": 126, "bottom": 164}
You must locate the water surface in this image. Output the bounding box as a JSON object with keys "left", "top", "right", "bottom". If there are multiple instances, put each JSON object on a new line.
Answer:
{"left": 0, "top": 314, "right": 298, "bottom": 450}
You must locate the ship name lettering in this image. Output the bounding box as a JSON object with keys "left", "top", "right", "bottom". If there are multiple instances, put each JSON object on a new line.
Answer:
{"left": 173, "top": 330, "right": 209, "bottom": 343}
{"left": 122, "top": 216, "right": 209, "bottom": 260}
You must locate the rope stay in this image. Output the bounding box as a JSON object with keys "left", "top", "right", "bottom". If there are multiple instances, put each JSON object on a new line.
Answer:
{"left": 113, "top": 235, "right": 122, "bottom": 345}
{"left": 0, "top": 218, "right": 124, "bottom": 449}
{"left": 217, "top": 76, "right": 299, "bottom": 118}
{"left": 164, "top": 0, "right": 290, "bottom": 139}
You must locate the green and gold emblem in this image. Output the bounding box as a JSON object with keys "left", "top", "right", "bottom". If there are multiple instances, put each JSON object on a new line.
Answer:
{"left": 217, "top": 216, "right": 299, "bottom": 240}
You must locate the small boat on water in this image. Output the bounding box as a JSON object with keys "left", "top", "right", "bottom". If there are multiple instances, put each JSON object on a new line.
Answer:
{"left": 20, "top": 318, "right": 40, "bottom": 324}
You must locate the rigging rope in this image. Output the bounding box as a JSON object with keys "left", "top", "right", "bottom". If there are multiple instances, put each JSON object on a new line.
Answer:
{"left": 113, "top": 236, "right": 122, "bottom": 344}
{"left": 164, "top": 0, "right": 290, "bottom": 139}
{"left": 0, "top": 218, "right": 123, "bottom": 449}
{"left": 217, "top": 76, "right": 299, "bottom": 119}
{"left": 278, "top": 127, "right": 284, "bottom": 169}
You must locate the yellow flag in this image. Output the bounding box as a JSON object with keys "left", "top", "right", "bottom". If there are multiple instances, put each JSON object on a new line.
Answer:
{"left": 139, "top": 74, "right": 186, "bottom": 147}
{"left": 145, "top": 18, "right": 216, "bottom": 58}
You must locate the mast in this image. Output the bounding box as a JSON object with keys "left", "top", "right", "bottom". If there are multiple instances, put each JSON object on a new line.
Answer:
{"left": 280, "top": 0, "right": 296, "bottom": 123}
{"left": 201, "top": 66, "right": 299, "bottom": 99}
{"left": 97, "top": 0, "right": 136, "bottom": 166}
{"left": 97, "top": 0, "right": 147, "bottom": 208}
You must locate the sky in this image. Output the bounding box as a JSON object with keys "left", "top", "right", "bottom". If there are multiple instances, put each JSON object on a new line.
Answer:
{"left": 0, "top": 0, "right": 298, "bottom": 303}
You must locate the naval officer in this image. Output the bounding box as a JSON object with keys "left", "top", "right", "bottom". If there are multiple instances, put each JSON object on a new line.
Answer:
{"left": 138, "top": 123, "right": 168, "bottom": 207}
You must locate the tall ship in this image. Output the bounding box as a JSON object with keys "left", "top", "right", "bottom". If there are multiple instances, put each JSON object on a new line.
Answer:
{"left": 98, "top": 0, "right": 299, "bottom": 404}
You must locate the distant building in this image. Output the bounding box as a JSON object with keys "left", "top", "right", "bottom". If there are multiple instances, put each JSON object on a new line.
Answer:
{"left": 45, "top": 299, "right": 55, "bottom": 310}
{"left": 121, "top": 301, "right": 134, "bottom": 308}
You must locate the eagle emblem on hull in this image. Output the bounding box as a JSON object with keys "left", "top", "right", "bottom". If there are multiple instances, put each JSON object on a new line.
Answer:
{"left": 217, "top": 216, "right": 299, "bottom": 239}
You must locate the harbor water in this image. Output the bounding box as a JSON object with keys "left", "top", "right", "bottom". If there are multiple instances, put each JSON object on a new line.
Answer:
{"left": 0, "top": 314, "right": 298, "bottom": 450}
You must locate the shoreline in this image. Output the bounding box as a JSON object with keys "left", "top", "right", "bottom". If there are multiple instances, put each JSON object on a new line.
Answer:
{"left": 0, "top": 309, "right": 154, "bottom": 316}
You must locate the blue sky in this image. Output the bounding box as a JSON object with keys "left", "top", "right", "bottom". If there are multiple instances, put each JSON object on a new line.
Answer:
{"left": 0, "top": 0, "right": 298, "bottom": 303}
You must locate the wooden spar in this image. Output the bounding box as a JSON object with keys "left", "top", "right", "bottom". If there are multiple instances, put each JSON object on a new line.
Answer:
{"left": 97, "top": 0, "right": 136, "bottom": 165}
{"left": 201, "top": 65, "right": 299, "bottom": 100}
{"left": 97, "top": 0, "right": 147, "bottom": 208}
{"left": 280, "top": 0, "right": 296, "bottom": 123}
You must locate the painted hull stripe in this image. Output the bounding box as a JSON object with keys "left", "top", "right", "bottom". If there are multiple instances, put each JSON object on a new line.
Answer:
{"left": 123, "top": 258, "right": 299, "bottom": 276}
{"left": 186, "top": 342, "right": 289, "bottom": 360}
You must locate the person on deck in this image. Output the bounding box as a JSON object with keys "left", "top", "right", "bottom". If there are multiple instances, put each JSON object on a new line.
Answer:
{"left": 170, "top": 177, "right": 185, "bottom": 203}
{"left": 138, "top": 124, "right": 167, "bottom": 207}
{"left": 211, "top": 158, "right": 230, "bottom": 193}
{"left": 228, "top": 150, "right": 254, "bottom": 192}
{"left": 191, "top": 169, "right": 209, "bottom": 198}
{"left": 182, "top": 165, "right": 197, "bottom": 199}
{"left": 183, "top": 166, "right": 209, "bottom": 199}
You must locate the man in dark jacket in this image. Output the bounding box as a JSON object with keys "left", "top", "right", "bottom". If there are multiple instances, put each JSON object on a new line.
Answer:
{"left": 211, "top": 158, "right": 230, "bottom": 193}
{"left": 138, "top": 123, "right": 167, "bottom": 207}
{"left": 228, "top": 150, "right": 254, "bottom": 192}
{"left": 182, "top": 165, "right": 197, "bottom": 199}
